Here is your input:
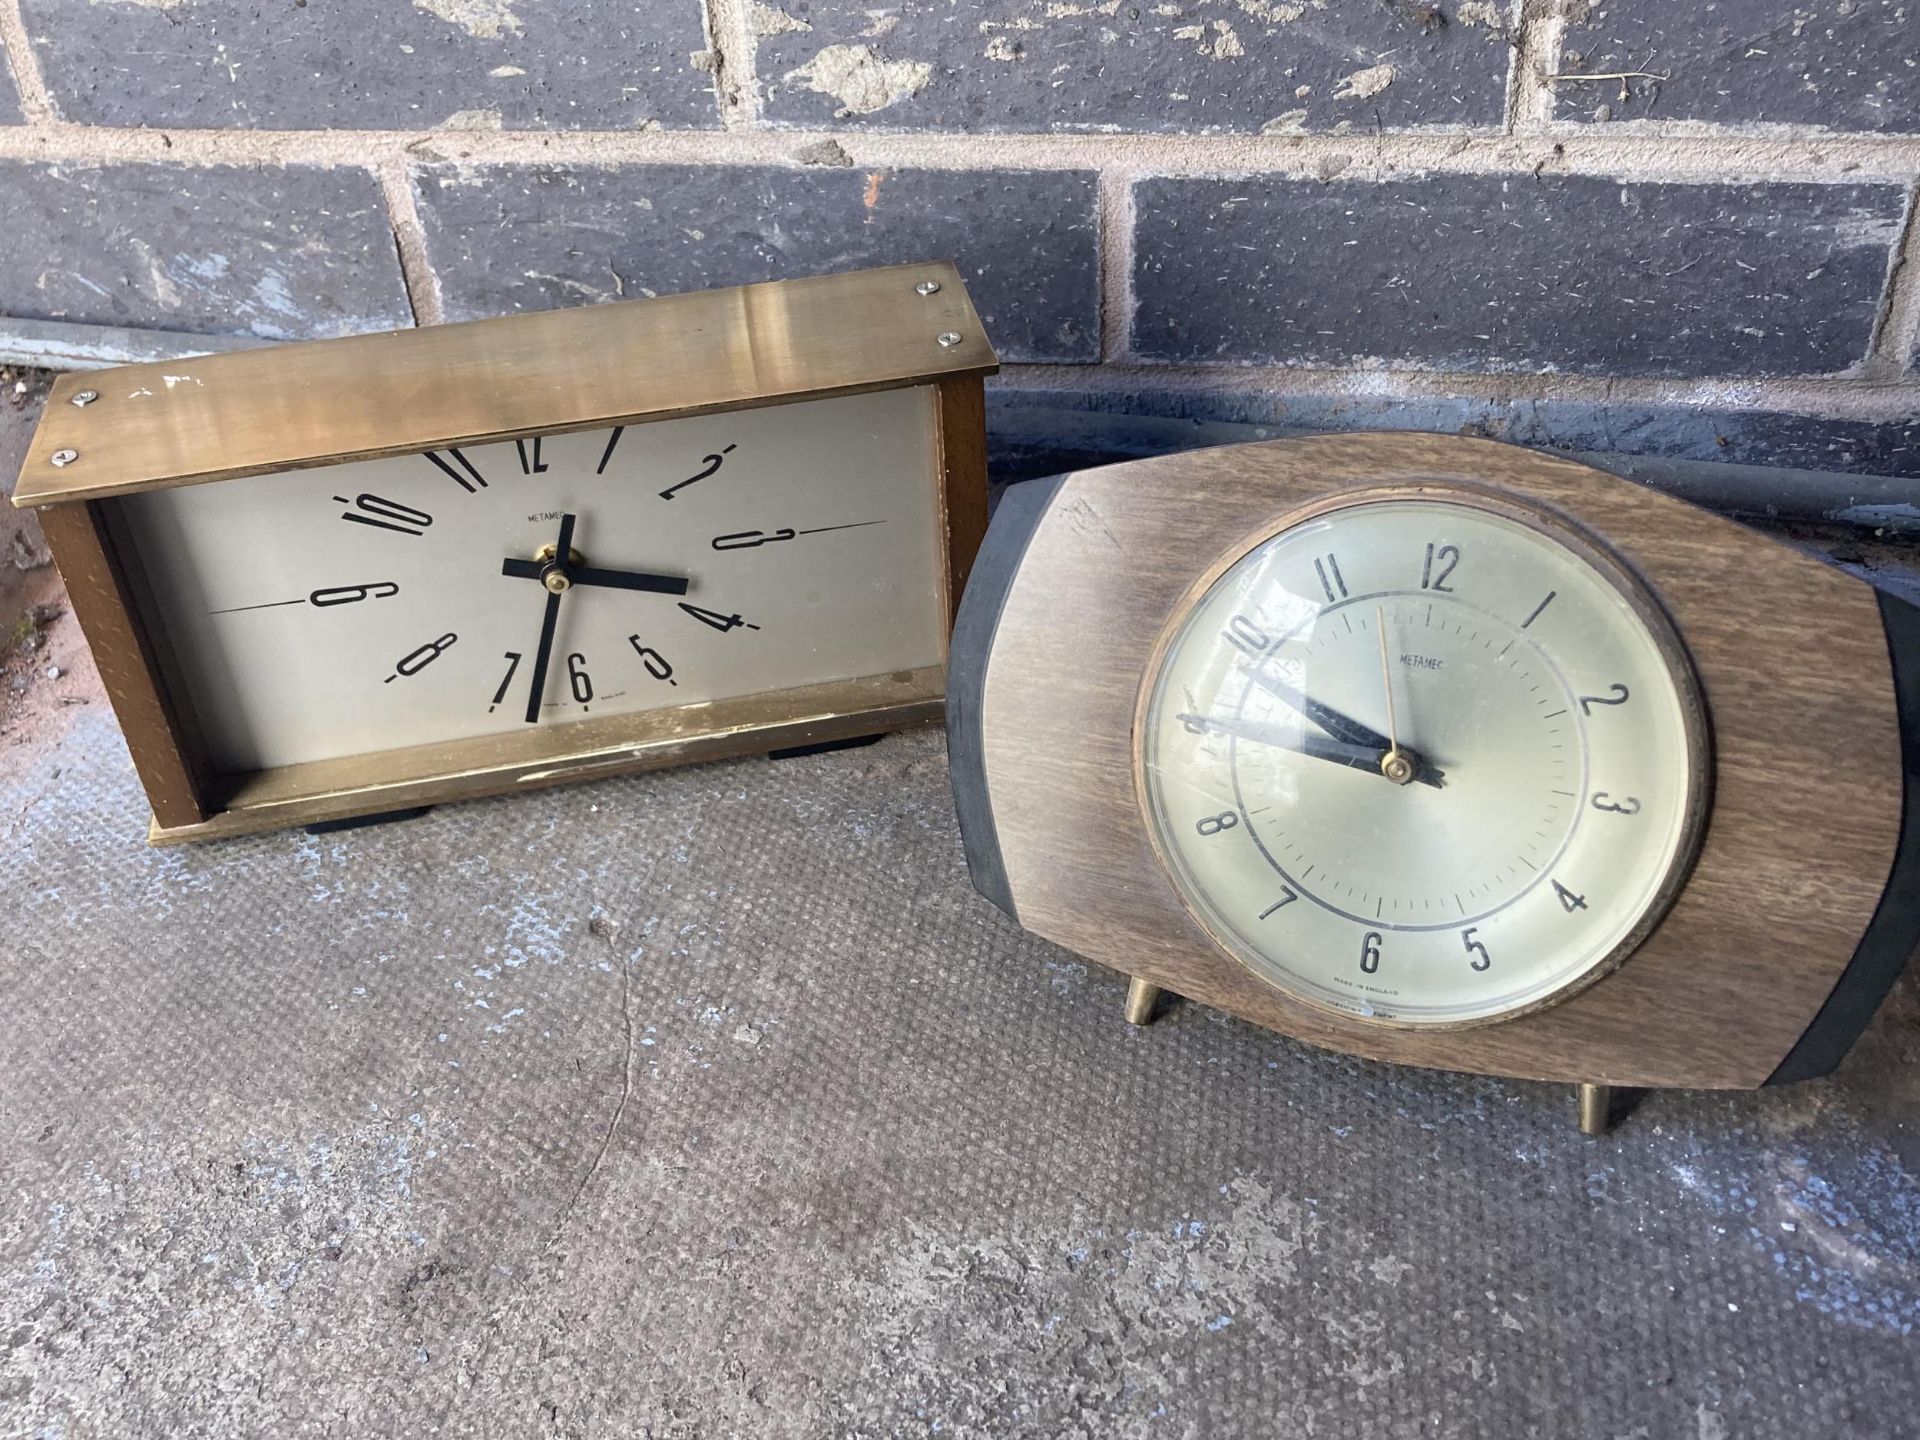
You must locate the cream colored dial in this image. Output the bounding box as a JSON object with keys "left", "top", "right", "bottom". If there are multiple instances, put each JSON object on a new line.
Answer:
{"left": 119, "top": 386, "right": 948, "bottom": 773}
{"left": 1139, "top": 494, "right": 1706, "bottom": 1027}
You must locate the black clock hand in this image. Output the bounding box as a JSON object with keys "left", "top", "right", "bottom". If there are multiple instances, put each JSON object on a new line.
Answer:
{"left": 1239, "top": 670, "right": 1441, "bottom": 785}
{"left": 1179, "top": 713, "right": 1445, "bottom": 789}
{"left": 522, "top": 512, "right": 575, "bottom": 725}
{"left": 1244, "top": 668, "right": 1394, "bottom": 752}
{"left": 501, "top": 558, "right": 690, "bottom": 595}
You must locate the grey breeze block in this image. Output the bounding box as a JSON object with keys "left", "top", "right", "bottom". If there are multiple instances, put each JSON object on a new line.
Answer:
{"left": 1132, "top": 173, "right": 1906, "bottom": 377}
{"left": 414, "top": 163, "right": 1103, "bottom": 365}
{"left": 0, "top": 161, "right": 414, "bottom": 340}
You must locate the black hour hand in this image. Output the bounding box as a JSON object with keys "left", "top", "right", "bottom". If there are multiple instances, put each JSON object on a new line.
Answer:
{"left": 1180, "top": 713, "right": 1445, "bottom": 789}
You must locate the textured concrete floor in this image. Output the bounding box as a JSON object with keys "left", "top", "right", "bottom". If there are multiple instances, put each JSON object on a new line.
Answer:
{"left": 1, "top": 705, "right": 1918, "bottom": 1439}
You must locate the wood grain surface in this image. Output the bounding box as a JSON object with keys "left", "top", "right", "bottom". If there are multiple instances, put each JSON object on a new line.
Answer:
{"left": 980, "top": 434, "right": 1904, "bottom": 1090}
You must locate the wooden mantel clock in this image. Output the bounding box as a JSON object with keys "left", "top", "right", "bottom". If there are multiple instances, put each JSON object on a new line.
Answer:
{"left": 949, "top": 435, "right": 1919, "bottom": 1130}
{"left": 10, "top": 262, "right": 996, "bottom": 843}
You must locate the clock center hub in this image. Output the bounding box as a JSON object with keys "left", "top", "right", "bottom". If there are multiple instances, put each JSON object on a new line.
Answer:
{"left": 533, "top": 541, "right": 584, "bottom": 593}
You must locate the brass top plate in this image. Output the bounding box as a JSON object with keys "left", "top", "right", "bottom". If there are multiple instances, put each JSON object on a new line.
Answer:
{"left": 14, "top": 261, "right": 997, "bottom": 508}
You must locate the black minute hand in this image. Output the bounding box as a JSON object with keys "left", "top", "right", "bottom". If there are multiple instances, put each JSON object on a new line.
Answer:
{"left": 522, "top": 512, "right": 575, "bottom": 725}
{"left": 1244, "top": 667, "right": 1441, "bottom": 783}
{"left": 501, "top": 557, "right": 689, "bottom": 595}
{"left": 1246, "top": 668, "right": 1393, "bottom": 751}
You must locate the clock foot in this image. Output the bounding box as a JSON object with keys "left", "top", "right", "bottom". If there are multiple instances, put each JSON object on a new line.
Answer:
{"left": 305, "top": 805, "right": 434, "bottom": 835}
{"left": 1124, "top": 977, "right": 1164, "bottom": 1026}
{"left": 1576, "top": 1082, "right": 1613, "bottom": 1136}
{"left": 768, "top": 733, "right": 885, "bottom": 761}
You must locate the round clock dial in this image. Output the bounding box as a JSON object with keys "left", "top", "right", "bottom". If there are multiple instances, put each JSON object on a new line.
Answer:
{"left": 119, "top": 386, "right": 949, "bottom": 772}
{"left": 1138, "top": 491, "right": 1709, "bottom": 1027}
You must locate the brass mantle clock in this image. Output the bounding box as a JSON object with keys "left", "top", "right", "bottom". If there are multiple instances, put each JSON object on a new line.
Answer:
{"left": 11, "top": 263, "right": 996, "bottom": 844}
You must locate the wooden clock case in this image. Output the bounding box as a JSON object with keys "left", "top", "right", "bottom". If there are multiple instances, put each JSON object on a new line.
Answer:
{"left": 948, "top": 434, "right": 1920, "bottom": 1092}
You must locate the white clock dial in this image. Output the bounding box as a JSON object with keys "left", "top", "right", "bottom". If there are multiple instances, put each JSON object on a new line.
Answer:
{"left": 118, "top": 386, "right": 948, "bottom": 772}
{"left": 1139, "top": 494, "right": 1707, "bottom": 1027}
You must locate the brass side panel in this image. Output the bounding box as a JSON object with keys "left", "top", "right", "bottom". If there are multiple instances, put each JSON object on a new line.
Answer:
{"left": 35, "top": 503, "right": 207, "bottom": 827}
{"left": 16, "top": 262, "right": 997, "bottom": 506}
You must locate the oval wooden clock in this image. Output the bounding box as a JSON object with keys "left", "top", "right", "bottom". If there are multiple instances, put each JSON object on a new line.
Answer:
{"left": 9, "top": 263, "right": 996, "bottom": 844}
{"left": 949, "top": 435, "right": 1919, "bottom": 1128}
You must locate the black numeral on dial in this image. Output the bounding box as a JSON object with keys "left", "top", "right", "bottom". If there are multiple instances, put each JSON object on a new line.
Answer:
{"left": 567, "top": 652, "right": 593, "bottom": 705}
{"left": 310, "top": 581, "right": 398, "bottom": 607}
{"left": 1223, "top": 613, "right": 1270, "bottom": 662}
{"left": 1462, "top": 926, "right": 1490, "bottom": 971}
{"left": 424, "top": 449, "right": 487, "bottom": 493}
{"left": 628, "top": 635, "right": 678, "bottom": 686}
{"left": 1315, "top": 554, "right": 1349, "bottom": 603}
{"left": 661, "top": 444, "right": 737, "bottom": 500}
{"left": 489, "top": 651, "right": 523, "bottom": 712}
{"left": 516, "top": 437, "right": 549, "bottom": 475}
{"left": 679, "top": 603, "right": 759, "bottom": 634}
{"left": 596, "top": 427, "right": 626, "bottom": 475}
{"left": 387, "top": 632, "right": 457, "bottom": 683}
{"left": 1578, "top": 683, "right": 1631, "bottom": 715}
{"left": 1591, "top": 792, "right": 1641, "bottom": 816}
{"left": 1258, "top": 888, "right": 1298, "bottom": 920}
{"left": 1196, "top": 811, "right": 1239, "bottom": 837}
{"left": 1553, "top": 880, "right": 1589, "bottom": 913}
{"left": 339, "top": 493, "right": 432, "bottom": 537}
{"left": 1360, "top": 930, "right": 1382, "bottom": 974}
{"left": 1421, "top": 542, "right": 1460, "bottom": 592}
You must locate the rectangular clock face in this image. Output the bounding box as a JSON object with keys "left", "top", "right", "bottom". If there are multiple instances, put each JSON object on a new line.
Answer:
{"left": 116, "top": 386, "right": 948, "bottom": 773}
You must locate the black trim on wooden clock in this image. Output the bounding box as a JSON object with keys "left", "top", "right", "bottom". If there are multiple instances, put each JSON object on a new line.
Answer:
{"left": 947, "top": 476, "right": 1066, "bottom": 923}
{"left": 1767, "top": 587, "right": 1920, "bottom": 1085}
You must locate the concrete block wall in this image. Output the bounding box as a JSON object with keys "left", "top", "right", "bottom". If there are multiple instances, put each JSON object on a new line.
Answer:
{"left": 1, "top": 0, "right": 1917, "bottom": 491}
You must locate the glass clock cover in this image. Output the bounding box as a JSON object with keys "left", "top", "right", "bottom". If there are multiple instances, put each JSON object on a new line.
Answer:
{"left": 1139, "top": 494, "right": 1707, "bottom": 1027}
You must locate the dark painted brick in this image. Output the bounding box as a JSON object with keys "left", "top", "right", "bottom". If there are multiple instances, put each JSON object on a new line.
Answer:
{"left": 1559, "top": 0, "right": 1919, "bottom": 132}
{"left": 1132, "top": 174, "right": 1904, "bottom": 376}
{"left": 756, "top": 0, "right": 1516, "bottom": 132}
{"left": 23, "top": 0, "right": 714, "bottom": 130}
{"left": 0, "top": 162, "right": 414, "bottom": 339}
{"left": 415, "top": 164, "right": 1100, "bottom": 363}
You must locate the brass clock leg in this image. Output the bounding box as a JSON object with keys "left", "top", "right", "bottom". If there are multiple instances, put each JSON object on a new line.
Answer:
{"left": 1577, "top": 1083, "right": 1613, "bottom": 1135}
{"left": 1124, "top": 977, "right": 1164, "bottom": 1026}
